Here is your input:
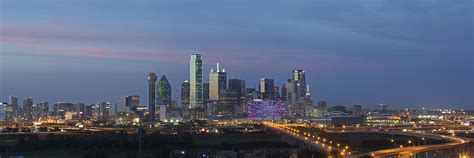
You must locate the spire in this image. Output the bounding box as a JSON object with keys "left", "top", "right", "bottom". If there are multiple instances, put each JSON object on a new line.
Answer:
{"left": 216, "top": 62, "right": 220, "bottom": 72}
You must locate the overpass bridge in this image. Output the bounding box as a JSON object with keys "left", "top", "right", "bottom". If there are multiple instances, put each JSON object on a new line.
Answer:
{"left": 265, "top": 122, "right": 472, "bottom": 158}
{"left": 369, "top": 131, "right": 472, "bottom": 158}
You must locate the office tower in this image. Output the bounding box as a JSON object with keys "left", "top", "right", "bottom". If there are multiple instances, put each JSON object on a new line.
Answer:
{"left": 245, "top": 88, "right": 257, "bottom": 100}
{"left": 0, "top": 102, "right": 6, "bottom": 122}
{"left": 147, "top": 72, "right": 158, "bottom": 122}
{"left": 292, "top": 70, "right": 307, "bottom": 100}
{"left": 8, "top": 96, "right": 18, "bottom": 116}
{"left": 159, "top": 104, "right": 167, "bottom": 121}
{"left": 228, "top": 79, "right": 245, "bottom": 114}
{"left": 209, "top": 63, "right": 227, "bottom": 101}
{"left": 273, "top": 86, "right": 280, "bottom": 100}
{"left": 181, "top": 80, "right": 190, "bottom": 108}
{"left": 259, "top": 78, "right": 274, "bottom": 100}
{"left": 281, "top": 80, "right": 291, "bottom": 101}
{"left": 125, "top": 95, "right": 140, "bottom": 112}
{"left": 38, "top": 102, "right": 49, "bottom": 113}
{"left": 228, "top": 79, "right": 246, "bottom": 99}
{"left": 157, "top": 75, "right": 172, "bottom": 106}
{"left": 85, "top": 105, "right": 93, "bottom": 118}
{"left": 2, "top": 103, "right": 13, "bottom": 122}
{"left": 34, "top": 102, "right": 49, "bottom": 119}
{"left": 76, "top": 103, "right": 86, "bottom": 120}
{"left": 94, "top": 102, "right": 110, "bottom": 121}
{"left": 23, "top": 97, "right": 33, "bottom": 120}
{"left": 53, "top": 102, "right": 75, "bottom": 119}
{"left": 203, "top": 83, "right": 209, "bottom": 107}
{"left": 189, "top": 53, "right": 203, "bottom": 109}
{"left": 305, "top": 85, "right": 311, "bottom": 98}
{"left": 218, "top": 89, "right": 239, "bottom": 114}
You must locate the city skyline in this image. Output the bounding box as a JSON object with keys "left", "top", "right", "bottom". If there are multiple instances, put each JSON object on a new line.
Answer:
{"left": 1, "top": 0, "right": 473, "bottom": 109}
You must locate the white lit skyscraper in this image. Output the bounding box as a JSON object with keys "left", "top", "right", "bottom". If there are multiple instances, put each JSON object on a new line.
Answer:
{"left": 209, "top": 63, "right": 227, "bottom": 101}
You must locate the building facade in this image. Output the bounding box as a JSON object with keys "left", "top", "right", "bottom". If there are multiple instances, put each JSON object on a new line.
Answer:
{"left": 259, "top": 78, "right": 274, "bottom": 100}
{"left": 181, "top": 80, "right": 190, "bottom": 108}
{"left": 189, "top": 53, "right": 204, "bottom": 109}
{"left": 209, "top": 63, "right": 227, "bottom": 101}
{"left": 157, "top": 75, "right": 172, "bottom": 106}
{"left": 147, "top": 72, "right": 158, "bottom": 122}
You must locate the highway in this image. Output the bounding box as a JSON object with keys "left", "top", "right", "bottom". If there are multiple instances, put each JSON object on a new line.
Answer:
{"left": 370, "top": 131, "right": 471, "bottom": 158}
{"left": 265, "top": 122, "right": 472, "bottom": 158}
{"left": 265, "top": 122, "right": 355, "bottom": 157}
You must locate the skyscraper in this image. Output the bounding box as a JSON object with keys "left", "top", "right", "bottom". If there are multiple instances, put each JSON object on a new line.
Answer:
{"left": 189, "top": 53, "right": 203, "bottom": 109}
{"left": 228, "top": 79, "right": 246, "bottom": 115}
{"left": 259, "top": 78, "right": 274, "bottom": 100}
{"left": 125, "top": 95, "right": 140, "bottom": 112}
{"left": 157, "top": 75, "right": 172, "bottom": 106}
{"left": 203, "top": 83, "right": 209, "bottom": 107}
{"left": 218, "top": 89, "right": 239, "bottom": 114}
{"left": 228, "top": 79, "right": 246, "bottom": 99}
{"left": 181, "top": 80, "right": 190, "bottom": 108}
{"left": 209, "top": 63, "right": 227, "bottom": 101}
{"left": 147, "top": 72, "right": 157, "bottom": 122}
{"left": 292, "top": 70, "right": 307, "bottom": 100}
{"left": 8, "top": 96, "right": 18, "bottom": 116}
{"left": 273, "top": 86, "right": 280, "bottom": 100}
{"left": 23, "top": 97, "right": 33, "bottom": 120}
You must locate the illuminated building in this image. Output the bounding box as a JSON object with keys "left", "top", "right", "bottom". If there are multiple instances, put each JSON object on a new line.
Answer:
{"left": 217, "top": 89, "right": 239, "bottom": 114}
{"left": 1, "top": 102, "right": 13, "bottom": 122}
{"left": 189, "top": 53, "right": 204, "bottom": 109}
{"left": 8, "top": 95, "right": 18, "bottom": 117}
{"left": 125, "top": 95, "right": 140, "bottom": 112}
{"left": 365, "top": 114, "right": 401, "bottom": 125}
{"left": 0, "top": 102, "right": 6, "bottom": 122}
{"left": 259, "top": 78, "right": 274, "bottom": 100}
{"left": 247, "top": 99, "right": 286, "bottom": 118}
{"left": 209, "top": 63, "right": 227, "bottom": 101}
{"left": 228, "top": 79, "right": 246, "bottom": 115}
{"left": 157, "top": 75, "right": 172, "bottom": 106}
{"left": 23, "top": 97, "right": 33, "bottom": 121}
{"left": 292, "top": 70, "right": 307, "bottom": 100}
{"left": 93, "top": 102, "right": 111, "bottom": 121}
{"left": 181, "top": 80, "right": 190, "bottom": 108}
{"left": 228, "top": 79, "right": 246, "bottom": 99}
{"left": 245, "top": 88, "right": 257, "bottom": 100}
{"left": 147, "top": 72, "right": 158, "bottom": 122}
{"left": 33, "top": 102, "right": 49, "bottom": 119}
{"left": 76, "top": 103, "right": 86, "bottom": 120}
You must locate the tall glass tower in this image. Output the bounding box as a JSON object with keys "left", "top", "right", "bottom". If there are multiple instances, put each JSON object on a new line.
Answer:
{"left": 157, "top": 75, "right": 172, "bottom": 106}
{"left": 189, "top": 53, "right": 203, "bottom": 109}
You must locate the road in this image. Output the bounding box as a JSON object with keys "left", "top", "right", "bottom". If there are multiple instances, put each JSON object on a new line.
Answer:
{"left": 265, "top": 122, "right": 472, "bottom": 158}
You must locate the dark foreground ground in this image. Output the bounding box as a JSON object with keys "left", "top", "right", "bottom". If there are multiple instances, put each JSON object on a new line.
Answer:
{"left": 0, "top": 131, "right": 327, "bottom": 158}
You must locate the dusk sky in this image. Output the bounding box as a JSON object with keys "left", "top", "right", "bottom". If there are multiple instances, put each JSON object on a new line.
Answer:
{"left": 0, "top": 0, "right": 472, "bottom": 109}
